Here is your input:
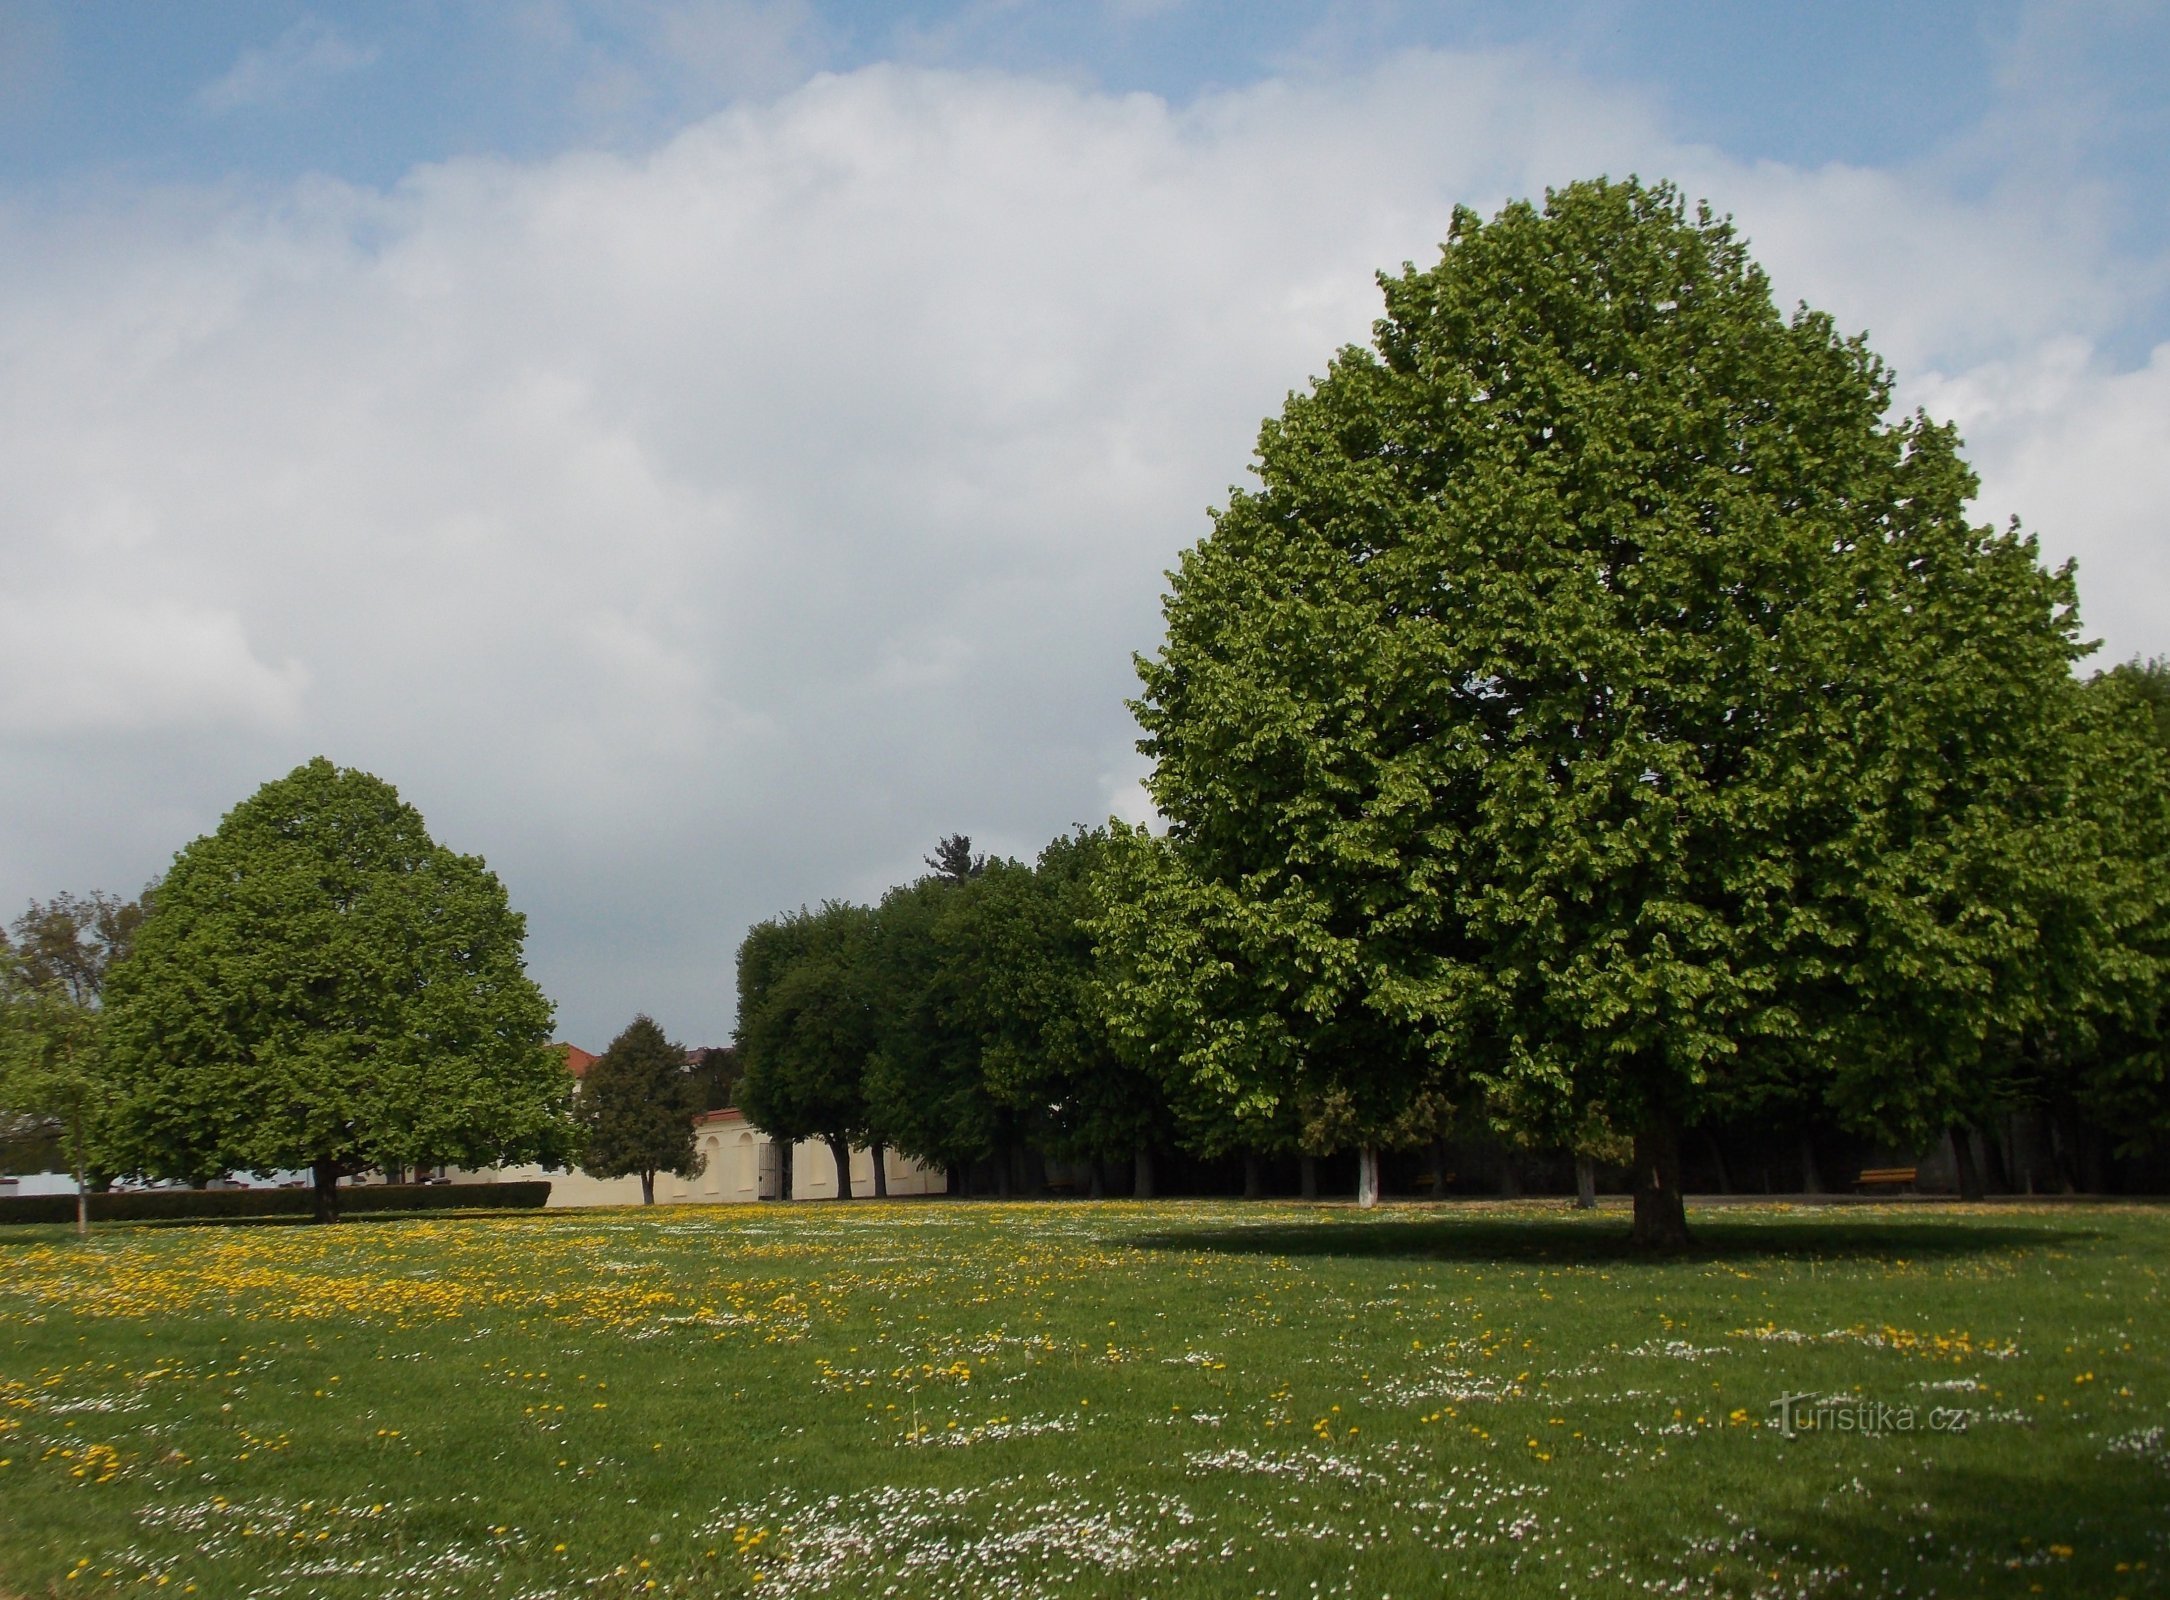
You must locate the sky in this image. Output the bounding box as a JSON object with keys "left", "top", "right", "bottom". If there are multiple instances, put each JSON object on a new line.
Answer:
{"left": 3, "top": 1, "right": 2166, "bottom": 1050}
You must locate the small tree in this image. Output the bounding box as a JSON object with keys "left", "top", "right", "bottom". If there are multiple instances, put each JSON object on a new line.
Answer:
{"left": 0, "top": 949, "right": 103, "bottom": 1237}
{"left": 924, "top": 834, "right": 986, "bottom": 885}
{"left": 0, "top": 884, "right": 159, "bottom": 1227}
{"left": 577, "top": 1015, "right": 703, "bottom": 1204}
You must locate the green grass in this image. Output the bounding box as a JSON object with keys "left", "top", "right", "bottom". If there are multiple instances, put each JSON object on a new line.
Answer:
{"left": 1, "top": 1200, "right": 2165, "bottom": 1599}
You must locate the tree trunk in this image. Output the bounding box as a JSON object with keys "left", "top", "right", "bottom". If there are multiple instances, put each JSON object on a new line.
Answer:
{"left": 1630, "top": 1115, "right": 1689, "bottom": 1248}
{"left": 1982, "top": 1118, "right": 2015, "bottom": 1195}
{"left": 1798, "top": 1130, "right": 1825, "bottom": 1195}
{"left": 1429, "top": 1137, "right": 1451, "bottom": 1200}
{"left": 1947, "top": 1126, "right": 1983, "bottom": 1201}
{"left": 1705, "top": 1131, "right": 1734, "bottom": 1196}
{"left": 2050, "top": 1110, "right": 2081, "bottom": 1194}
{"left": 1496, "top": 1153, "right": 1520, "bottom": 1199}
{"left": 994, "top": 1141, "right": 1013, "bottom": 1198}
{"left": 312, "top": 1157, "right": 342, "bottom": 1224}
{"left": 640, "top": 1170, "right": 656, "bottom": 1205}
{"left": 1088, "top": 1158, "right": 1105, "bottom": 1200}
{"left": 827, "top": 1135, "right": 854, "bottom": 1200}
{"left": 1574, "top": 1154, "right": 1597, "bottom": 1210}
{"left": 1356, "top": 1145, "right": 1380, "bottom": 1209}
{"left": 66, "top": 1092, "right": 91, "bottom": 1240}
{"left": 1299, "top": 1153, "right": 1318, "bottom": 1201}
{"left": 2080, "top": 1122, "right": 2112, "bottom": 1194}
{"left": 1133, "top": 1143, "right": 1155, "bottom": 1200}
{"left": 1243, "top": 1151, "right": 1263, "bottom": 1200}
{"left": 871, "top": 1142, "right": 889, "bottom": 1199}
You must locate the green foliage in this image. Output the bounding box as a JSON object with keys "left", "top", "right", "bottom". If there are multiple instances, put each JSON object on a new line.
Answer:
{"left": 1115, "top": 178, "right": 2089, "bottom": 1238}
{"left": 861, "top": 875, "right": 998, "bottom": 1176}
{"left": 576, "top": 1015, "right": 702, "bottom": 1199}
{"left": 685, "top": 1045, "right": 741, "bottom": 1113}
{"left": 2016, "top": 669, "right": 2170, "bottom": 1153}
{"left": 98, "top": 759, "right": 573, "bottom": 1210}
{"left": 7, "top": 886, "right": 155, "bottom": 1008}
{"left": 970, "top": 829, "right": 1165, "bottom": 1170}
{"left": 0, "top": 884, "right": 161, "bottom": 1225}
{"left": 2101, "top": 656, "right": 2170, "bottom": 749}
{"left": 735, "top": 902, "right": 879, "bottom": 1156}
{"left": 923, "top": 833, "right": 987, "bottom": 884}
{"left": 0, "top": 946, "right": 106, "bottom": 1232}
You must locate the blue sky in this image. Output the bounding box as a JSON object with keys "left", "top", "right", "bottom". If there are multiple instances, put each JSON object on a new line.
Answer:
{"left": 6, "top": 4, "right": 2161, "bottom": 213}
{"left": 3, "top": 1, "right": 2166, "bottom": 1047}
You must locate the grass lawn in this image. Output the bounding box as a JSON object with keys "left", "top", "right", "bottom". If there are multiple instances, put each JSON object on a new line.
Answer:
{"left": 1, "top": 1199, "right": 2165, "bottom": 1599}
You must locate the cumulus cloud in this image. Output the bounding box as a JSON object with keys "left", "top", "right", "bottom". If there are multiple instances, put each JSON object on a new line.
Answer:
{"left": 2, "top": 49, "right": 2161, "bottom": 1042}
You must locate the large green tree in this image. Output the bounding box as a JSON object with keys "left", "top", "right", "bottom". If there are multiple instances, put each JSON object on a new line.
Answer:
{"left": 860, "top": 874, "right": 998, "bottom": 1190}
{"left": 1114, "top": 178, "right": 2085, "bottom": 1244}
{"left": 967, "top": 830, "right": 1166, "bottom": 1196}
{"left": 99, "top": 759, "right": 573, "bottom": 1222}
{"left": 2000, "top": 665, "right": 2170, "bottom": 1177}
{"left": 735, "top": 901, "right": 880, "bottom": 1199}
{"left": 577, "top": 1015, "right": 703, "bottom": 1204}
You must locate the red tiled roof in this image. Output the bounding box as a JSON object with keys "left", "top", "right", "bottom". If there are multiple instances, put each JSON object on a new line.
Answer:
{"left": 557, "top": 1044, "right": 600, "bottom": 1080}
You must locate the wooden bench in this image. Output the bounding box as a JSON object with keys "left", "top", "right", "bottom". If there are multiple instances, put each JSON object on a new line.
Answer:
{"left": 1856, "top": 1166, "right": 1917, "bottom": 1191}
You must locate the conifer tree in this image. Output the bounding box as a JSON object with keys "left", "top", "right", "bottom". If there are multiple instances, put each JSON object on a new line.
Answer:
{"left": 577, "top": 1014, "right": 702, "bottom": 1205}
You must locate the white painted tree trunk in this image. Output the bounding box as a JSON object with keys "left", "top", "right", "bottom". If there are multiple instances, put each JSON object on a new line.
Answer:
{"left": 1356, "top": 1145, "right": 1380, "bottom": 1209}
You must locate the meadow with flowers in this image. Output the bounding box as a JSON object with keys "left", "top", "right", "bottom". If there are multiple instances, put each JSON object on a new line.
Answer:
{"left": 1, "top": 1199, "right": 2165, "bottom": 1598}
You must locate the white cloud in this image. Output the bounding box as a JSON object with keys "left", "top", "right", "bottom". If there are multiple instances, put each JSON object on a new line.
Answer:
{"left": 196, "top": 18, "right": 379, "bottom": 114}
{"left": 1915, "top": 337, "right": 2170, "bottom": 662}
{"left": 0, "top": 595, "right": 306, "bottom": 734}
{"left": 2, "top": 49, "right": 2161, "bottom": 1042}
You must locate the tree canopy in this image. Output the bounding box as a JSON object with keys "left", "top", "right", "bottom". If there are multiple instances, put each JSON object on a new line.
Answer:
{"left": 734, "top": 901, "right": 880, "bottom": 1198}
{"left": 577, "top": 1015, "right": 703, "bottom": 1204}
{"left": 99, "top": 758, "right": 572, "bottom": 1221}
{"left": 1112, "top": 177, "right": 2090, "bottom": 1243}
{"left": 0, "top": 883, "right": 158, "bottom": 1233}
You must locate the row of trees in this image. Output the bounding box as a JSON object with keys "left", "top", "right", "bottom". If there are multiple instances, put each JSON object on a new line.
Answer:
{"left": 12, "top": 180, "right": 2167, "bottom": 1247}
{"left": 735, "top": 832, "right": 1163, "bottom": 1200}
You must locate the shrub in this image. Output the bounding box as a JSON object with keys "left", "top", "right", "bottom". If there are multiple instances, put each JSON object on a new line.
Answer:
{"left": 0, "top": 1181, "right": 551, "bottom": 1227}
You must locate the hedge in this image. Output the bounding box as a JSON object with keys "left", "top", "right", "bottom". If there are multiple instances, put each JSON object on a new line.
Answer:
{"left": 0, "top": 1181, "right": 553, "bottom": 1227}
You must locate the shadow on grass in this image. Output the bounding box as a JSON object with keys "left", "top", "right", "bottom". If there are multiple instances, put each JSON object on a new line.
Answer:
{"left": 1724, "top": 1441, "right": 2169, "bottom": 1598}
{"left": 1127, "top": 1213, "right": 2099, "bottom": 1267}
